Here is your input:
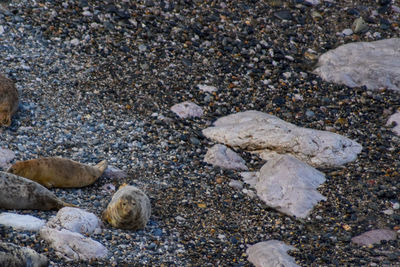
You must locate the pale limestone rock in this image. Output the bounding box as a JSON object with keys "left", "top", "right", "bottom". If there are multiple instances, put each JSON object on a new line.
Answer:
{"left": 0, "top": 212, "right": 45, "bottom": 231}
{"left": 0, "top": 242, "right": 48, "bottom": 267}
{"left": 246, "top": 240, "right": 300, "bottom": 267}
{"left": 0, "top": 148, "right": 14, "bottom": 169}
{"left": 40, "top": 227, "right": 108, "bottom": 261}
{"left": 313, "top": 38, "right": 400, "bottom": 91}
{"left": 170, "top": 101, "right": 203, "bottom": 119}
{"left": 255, "top": 154, "right": 326, "bottom": 218}
{"left": 203, "top": 110, "right": 362, "bottom": 168}
{"left": 240, "top": 171, "right": 259, "bottom": 188}
{"left": 387, "top": 111, "right": 400, "bottom": 136}
{"left": 204, "top": 144, "right": 248, "bottom": 171}
{"left": 198, "top": 84, "right": 217, "bottom": 93}
{"left": 46, "top": 207, "right": 102, "bottom": 235}
{"left": 351, "top": 229, "right": 397, "bottom": 246}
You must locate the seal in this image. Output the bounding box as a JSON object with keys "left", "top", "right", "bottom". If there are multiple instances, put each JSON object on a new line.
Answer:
{"left": 7, "top": 157, "right": 108, "bottom": 188}
{"left": 0, "top": 74, "right": 19, "bottom": 126}
{"left": 0, "top": 242, "right": 48, "bottom": 267}
{"left": 0, "top": 171, "right": 75, "bottom": 210}
{"left": 102, "top": 184, "right": 151, "bottom": 230}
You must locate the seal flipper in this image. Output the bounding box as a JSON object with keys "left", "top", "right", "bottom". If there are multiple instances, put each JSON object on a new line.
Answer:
{"left": 95, "top": 160, "right": 108, "bottom": 173}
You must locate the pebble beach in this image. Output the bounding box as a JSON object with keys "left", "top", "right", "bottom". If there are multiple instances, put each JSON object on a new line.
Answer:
{"left": 0, "top": 0, "right": 399, "bottom": 266}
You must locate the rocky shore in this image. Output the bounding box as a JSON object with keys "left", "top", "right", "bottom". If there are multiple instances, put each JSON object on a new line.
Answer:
{"left": 0, "top": 0, "right": 399, "bottom": 266}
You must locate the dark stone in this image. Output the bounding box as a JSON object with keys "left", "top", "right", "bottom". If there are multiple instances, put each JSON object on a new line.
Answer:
{"left": 274, "top": 10, "right": 293, "bottom": 21}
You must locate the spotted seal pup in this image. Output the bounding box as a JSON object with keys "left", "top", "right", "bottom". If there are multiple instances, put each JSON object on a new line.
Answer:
{"left": 102, "top": 185, "right": 151, "bottom": 230}
{"left": 0, "top": 171, "right": 75, "bottom": 210}
{"left": 8, "top": 157, "right": 108, "bottom": 188}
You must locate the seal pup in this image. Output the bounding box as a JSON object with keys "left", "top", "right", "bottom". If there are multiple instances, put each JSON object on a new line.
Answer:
{"left": 7, "top": 157, "right": 108, "bottom": 188}
{"left": 0, "top": 74, "right": 19, "bottom": 126}
{"left": 102, "top": 184, "right": 151, "bottom": 230}
{"left": 0, "top": 171, "right": 75, "bottom": 210}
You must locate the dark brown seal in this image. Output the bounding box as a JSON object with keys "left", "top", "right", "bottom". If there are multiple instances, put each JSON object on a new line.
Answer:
{"left": 0, "top": 74, "right": 19, "bottom": 126}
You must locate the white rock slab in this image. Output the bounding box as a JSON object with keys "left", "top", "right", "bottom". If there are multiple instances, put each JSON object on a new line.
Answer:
{"left": 387, "top": 111, "right": 400, "bottom": 136}
{"left": 40, "top": 227, "right": 108, "bottom": 261}
{"left": 171, "top": 101, "right": 203, "bottom": 119}
{"left": 0, "top": 148, "right": 15, "bottom": 169}
{"left": 46, "top": 207, "right": 102, "bottom": 235}
{"left": 198, "top": 84, "right": 217, "bottom": 93}
{"left": 313, "top": 38, "right": 400, "bottom": 91}
{"left": 255, "top": 154, "right": 326, "bottom": 218}
{"left": 0, "top": 242, "right": 48, "bottom": 267}
{"left": 204, "top": 144, "right": 248, "bottom": 171}
{"left": 0, "top": 212, "right": 45, "bottom": 232}
{"left": 246, "top": 240, "right": 300, "bottom": 267}
{"left": 203, "top": 110, "right": 362, "bottom": 168}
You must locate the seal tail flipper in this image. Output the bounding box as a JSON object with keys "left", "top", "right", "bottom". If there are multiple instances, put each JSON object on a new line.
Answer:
{"left": 95, "top": 160, "right": 108, "bottom": 173}
{"left": 57, "top": 201, "right": 78, "bottom": 209}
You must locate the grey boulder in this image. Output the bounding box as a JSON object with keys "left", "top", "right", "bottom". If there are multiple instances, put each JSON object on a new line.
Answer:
{"left": 255, "top": 154, "right": 326, "bottom": 218}
{"left": 314, "top": 38, "right": 400, "bottom": 91}
{"left": 246, "top": 240, "right": 300, "bottom": 267}
{"left": 204, "top": 144, "right": 248, "bottom": 171}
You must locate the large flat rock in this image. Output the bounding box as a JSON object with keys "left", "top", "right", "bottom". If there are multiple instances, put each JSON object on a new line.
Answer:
{"left": 255, "top": 154, "right": 326, "bottom": 218}
{"left": 313, "top": 38, "right": 400, "bottom": 91}
{"left": 203, "top": 110, "right": 362, "bottom": 168}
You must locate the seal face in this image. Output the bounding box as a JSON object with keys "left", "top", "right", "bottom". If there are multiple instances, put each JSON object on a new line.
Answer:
{"left": 7, "top": 158, "right": 108, "bottom": 188}
{"left": 102, "top": 185, "right": 151, "bottom": 230}
{"left": 0, "top": 171, "right": 74, "bottom": 210}
{"left": 0, "top": 74, "right": 19, "bottom": 126}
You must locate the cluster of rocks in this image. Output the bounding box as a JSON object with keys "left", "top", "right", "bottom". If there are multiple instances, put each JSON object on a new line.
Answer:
{"left": 169, "top": 38, "right": 400, "bottom": 266}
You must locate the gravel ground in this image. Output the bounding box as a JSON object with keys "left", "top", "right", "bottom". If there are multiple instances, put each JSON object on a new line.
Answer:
{"left": 0, "top": 0, "right": 399, "bottom": 266}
